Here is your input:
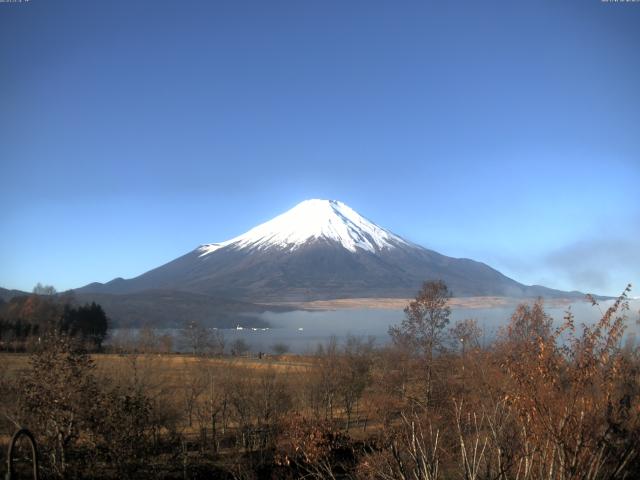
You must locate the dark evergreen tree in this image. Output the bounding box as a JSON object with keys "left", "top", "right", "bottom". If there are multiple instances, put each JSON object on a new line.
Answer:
{"left": 61, "top": 302, "right": 109, "bottom": 350}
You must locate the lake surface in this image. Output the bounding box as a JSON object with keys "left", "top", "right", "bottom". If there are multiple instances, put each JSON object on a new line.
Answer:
{"left": 110, "top": 299, "right": 640, "bottom": 354}
{"left": 232, "top": 299, "right": 640, "bottom": 353}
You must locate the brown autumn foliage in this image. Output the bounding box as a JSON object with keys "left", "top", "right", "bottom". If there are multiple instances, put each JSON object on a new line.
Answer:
{"left": 0, "top": 281, "right": 638, "bottom": 479}
{"left": 275, "top": 414, "right": 356, "bottom": 479}
{"left": 494, "top": 287, "right": 640, "bottom": 479}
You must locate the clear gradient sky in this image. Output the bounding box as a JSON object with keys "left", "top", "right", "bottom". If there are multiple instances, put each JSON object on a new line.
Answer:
{"left": 1, "top": 1, "right": 639, "bottom": 297}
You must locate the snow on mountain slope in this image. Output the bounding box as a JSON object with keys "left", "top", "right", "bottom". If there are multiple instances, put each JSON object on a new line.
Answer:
{"left": 76, "top": 198, "right": 585, "bottom": 301}
{"left": 198, "top": 199, "right": 410, "bottom": 256}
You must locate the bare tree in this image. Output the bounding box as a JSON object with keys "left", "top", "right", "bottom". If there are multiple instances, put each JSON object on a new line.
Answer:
{"left": 137, "top": 325, "right": 158, "bottom": 353}
{"left": 181, "top": 358, "right": 206, "bottom": 427}
{"left": 311, "top": 337, "right": 341, "bottom": 421}
{"left": 338, "top": 335, "right": 375, "bottom": 430}
{"left": 499, "top": 298, "right": 552, "bottom": 345}
{"left": 21, "top": 332, "right": 101, "bottom": 478}
{"left": 450, "top": 318, "right": 482, "bottom": 352}
{"left": 275, "top": 414, "right": 354, "bottom": 479}
{"left": 271, "top": 342, "right": 290, "bottom": 355}
{"left": 388, "top": 280, "right": 451, "bottom": 405}
{"left": 207, "top": 329, "right": 225, "bottom": 356}
{"left": 389, "top": 280, "right": 451, "bottom": 359}
{"left": 230, "top": 338, "right": 250, "bottom": 356}
{"left": 193, "top": 362, "right": 232, "bottom": 452}
{"left": 158, "top": 332, "right": 174, "bottom": 353}
{"left": 33, "top": 283, "right": 57, "bottom": 296}
{"left": 180, "top": 320, "right": 224, "bottom": 356}
{"left": 359, "top": 409, "right": 441, "bottom": 480}
{"left": 109, "top": 327, "right": 136, "bottom": 353}
{"left": 498, "top": 286, "right": 639, "bottom": 480}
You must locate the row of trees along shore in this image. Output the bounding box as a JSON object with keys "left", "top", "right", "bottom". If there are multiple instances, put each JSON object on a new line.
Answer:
{"left": 0, "top": 284, "right": 108, "bottom": 352}
{"left": 0, "top": 281, "right": 638, "bottom": 479}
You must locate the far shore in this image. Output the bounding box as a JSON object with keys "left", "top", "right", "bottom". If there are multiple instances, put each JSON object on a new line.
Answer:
{"left": 263, "top": 296, "right": 587, "bottom": 311}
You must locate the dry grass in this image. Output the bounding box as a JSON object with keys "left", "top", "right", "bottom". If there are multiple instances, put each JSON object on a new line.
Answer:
{"left": 0, "top": 352, "right": 312, "bottom": 373}
{"left": 0, "top": 352, "right": 313, "bottom": 413}
{"left": 268, "top": 296, "right": 585, "bottom": 310}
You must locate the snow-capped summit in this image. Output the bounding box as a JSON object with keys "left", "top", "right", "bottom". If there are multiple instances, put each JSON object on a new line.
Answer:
{"left": 198, "top": 199, "right": 410, "bottom": 256}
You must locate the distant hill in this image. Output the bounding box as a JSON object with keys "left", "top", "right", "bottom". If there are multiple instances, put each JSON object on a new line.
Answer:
{"left": 72, "top": 290, "right": 283, "bottom": 329}
{"left": 0, "top": 287, "right": 29, "bottom": 303}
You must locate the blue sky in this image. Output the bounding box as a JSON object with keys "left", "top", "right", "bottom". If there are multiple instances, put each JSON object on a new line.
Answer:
{"left": 1, "top": 0, "right": 638, "bottom": 297}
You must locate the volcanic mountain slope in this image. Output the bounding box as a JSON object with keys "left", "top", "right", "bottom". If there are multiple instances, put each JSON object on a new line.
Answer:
{"left": 77, "top": 199, "right": 580, "bottom": 301}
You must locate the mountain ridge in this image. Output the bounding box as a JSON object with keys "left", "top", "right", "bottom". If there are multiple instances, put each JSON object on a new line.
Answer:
{"left": 76, "top": 199, "right": 585, "bottom": 302}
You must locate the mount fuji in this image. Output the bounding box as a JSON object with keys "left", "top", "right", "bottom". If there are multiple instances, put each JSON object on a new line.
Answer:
{"left": 77, "top": 199, "right": 578, "bottom": 305}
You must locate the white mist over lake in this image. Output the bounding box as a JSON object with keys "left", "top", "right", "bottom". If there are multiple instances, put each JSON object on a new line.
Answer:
{"left": 111, "top": 299, "right": 640, "bottom": 354}
{"left": 228, "top": 299, "right": 640, "bottom": 353}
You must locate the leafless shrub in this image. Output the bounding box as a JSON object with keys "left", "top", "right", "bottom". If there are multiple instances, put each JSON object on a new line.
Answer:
{"left": 20, "top": 332, "right": 101, "bottom": 478}
{"left": 275, "top": 414, "right": 355, "bottom": 479}
{"left": 360, "top": 409, "right": 441, "bottom": 480}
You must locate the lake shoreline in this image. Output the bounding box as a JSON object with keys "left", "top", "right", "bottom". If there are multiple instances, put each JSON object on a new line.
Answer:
{"left": 263, "top": 295, "right": 590, "bottom": 311}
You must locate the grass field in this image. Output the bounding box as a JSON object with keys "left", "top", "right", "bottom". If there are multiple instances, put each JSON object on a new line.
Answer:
{"left": 0, "top": 352, "right": 314, "bottom": 414}
{"left": 0, "top": 350, "right": 319, "bottom": 473}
